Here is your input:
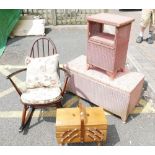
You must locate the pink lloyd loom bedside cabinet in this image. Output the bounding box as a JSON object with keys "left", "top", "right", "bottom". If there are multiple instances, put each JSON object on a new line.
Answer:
{"left": 65, "top": 55, "right": 144, "bottom": 122}
{"left": 56, "top": 103, "right": 108, "bottom": 145}
{"left": 86, "top": 13, "right": 135, "bottom": 78}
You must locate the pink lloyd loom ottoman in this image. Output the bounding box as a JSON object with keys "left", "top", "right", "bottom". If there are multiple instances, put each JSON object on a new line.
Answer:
{"left": 65, "top": 55, "right": 144, "bottom": 122}
{"left": 86, "top": 13, "right": 135, "bottom": 78}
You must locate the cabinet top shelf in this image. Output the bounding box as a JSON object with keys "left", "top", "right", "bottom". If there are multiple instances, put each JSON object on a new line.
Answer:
{"left": 87, "top": 13, "right": 135, "bottom": 27}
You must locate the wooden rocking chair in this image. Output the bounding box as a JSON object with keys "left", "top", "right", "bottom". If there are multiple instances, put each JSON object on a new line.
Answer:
{"left": 7, "top": 37, "right": 70, "bottom": 132}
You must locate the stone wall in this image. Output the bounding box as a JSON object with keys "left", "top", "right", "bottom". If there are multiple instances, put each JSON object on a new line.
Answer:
{"left": 22, "top": 9, "right": 108, "bottom": 25}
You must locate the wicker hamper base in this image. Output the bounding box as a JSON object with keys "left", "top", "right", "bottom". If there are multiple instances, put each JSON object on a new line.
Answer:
{"left": 65, "top": 55, "right": 144, "bottom": 122}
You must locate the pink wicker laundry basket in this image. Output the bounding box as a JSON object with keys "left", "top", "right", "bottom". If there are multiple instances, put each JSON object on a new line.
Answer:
{"left": 65, "top": 55, "right": 144, "bottom": 122}
{"left": 87, "top": 13, "right": 135, "bottom": 78}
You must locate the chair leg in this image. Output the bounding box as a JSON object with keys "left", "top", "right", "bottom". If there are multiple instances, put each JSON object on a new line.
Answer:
{"left": 19, "top": 105, "right": 35, "bottom": 132}
{"left": 106, "top": 71, "right": 116, "bottom": 79}
{"left": 57, "top": 102, "right": 62, "bottom": 108}
{"left": 19, "top": 105, "right": 28, "bottom": 132}
{"left": 87, "top": 64, "right": 93, "bottom": 70}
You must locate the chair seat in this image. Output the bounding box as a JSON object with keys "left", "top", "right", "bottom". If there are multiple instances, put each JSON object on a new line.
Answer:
{"left": 21, "top": 87, "right": 62, "bottom": 105}
{"left": 89, "top": 32, "right": 115, "bottom": 48}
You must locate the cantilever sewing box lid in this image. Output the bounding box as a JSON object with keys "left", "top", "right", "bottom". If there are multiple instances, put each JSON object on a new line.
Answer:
{"left": 56, "top": 106, "right": 108, "bottom": 132}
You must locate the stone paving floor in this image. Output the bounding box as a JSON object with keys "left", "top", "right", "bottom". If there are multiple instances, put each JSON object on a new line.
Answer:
{"left": 0, "top": 10, "right": 155, "bottom": 146}
{"left": 109, "top": 10, "right": 155, "bottom": 102}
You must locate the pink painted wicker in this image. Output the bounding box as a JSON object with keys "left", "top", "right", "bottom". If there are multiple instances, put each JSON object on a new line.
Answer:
{"left": 87, "top": 13, "right": 135, "bottom": 27}
{"left": 65, "top": 55, "right": 144, "bottom": 122}
{"left": 87, "top": 13, "right": 135, "bottom": 78}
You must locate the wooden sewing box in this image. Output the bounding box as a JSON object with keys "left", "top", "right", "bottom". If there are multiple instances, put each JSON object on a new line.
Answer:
{"left": 56, "top": 104, "right": 108, "bottom": 145}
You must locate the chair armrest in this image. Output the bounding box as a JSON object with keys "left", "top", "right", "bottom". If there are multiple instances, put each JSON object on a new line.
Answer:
{"left": 59, "top": 66, "right": 71, "bottom": 96}
{"left": 59, "top": 66, "right": 71, "bottom": 78}
{"left": 6, "top": 68, "right": 27, "bottom": 96}
{"left": 6, "top": 68, "right": 27, "bottom": 79}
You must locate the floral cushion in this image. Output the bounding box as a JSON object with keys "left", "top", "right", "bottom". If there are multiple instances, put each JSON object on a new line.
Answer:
{"left": 21, "top": 87, "right": 62, "bottom": 104}
{"left": 25, "top": 54, "right": 61, "bottom": 89}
